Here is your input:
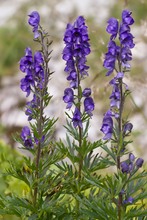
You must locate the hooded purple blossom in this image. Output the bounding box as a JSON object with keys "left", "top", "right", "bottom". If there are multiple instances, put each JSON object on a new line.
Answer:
{"left": 121, "top": 161, "right": 130, "bottom": 173}
{"left": 21, "top": 126, "right": 33, "bottom": 149}
{"left": 84, "top": 97, "right": 95, "bottom": 116}
{"left": 63, "top": 88, "right": 74, "bottom": 109}
{"left": 123, "top": 122, "right": 133, "bottom": 134}
{"left": 103, "top": 40, "right": 118, "bottom": 76}
{"left": 129, "top": 153, "right": 135, "bottom": 162}
{"left": 82, "top": 88, "right": 91, "bottom": 97}
{"left": 72, "top": 107, "right": 82, "bottom": 128}
{"left": 100, "top": 110, "right": 113, "bottom": 140}
{"left": 106, "top": 18, "right": 118, "bottom": 40}
{"left": 28, "top": 11, "right": 40, "bottom": 38}
{"left": 136, "top": 158, "right": 144, "bottom": 168}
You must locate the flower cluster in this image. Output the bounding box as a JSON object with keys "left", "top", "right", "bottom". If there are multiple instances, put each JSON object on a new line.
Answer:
{"left": 20, "top": 47, "right": 44, "bottom": 97}
{"left": 121, "top": 153, "right": 144, "bottom": 174}
{"left": 101, "top": 10, "right": 135, "bottom": 140}
{"left": 20, "top": 12, "right": 46, "bottom": 147}
{"left": 63, "top": 16, "right": 94, "bottom": 127}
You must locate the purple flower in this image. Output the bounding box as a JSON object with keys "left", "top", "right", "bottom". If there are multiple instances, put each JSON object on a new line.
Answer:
{"left": 20, "top": 75, "right": 34, "bottom": 97}
{"left": 21, "top": 126, "right": 33, "bottom": 149}
{"left": 100, "top": 110, "right": 113, "bottom": 140}
{"left": 122, "top": 10, "right": 134, "bottom": 25}
{"left": 28, "top": 11, "right": 40, "bottom": 38}
{"left": 25, "top": 95, "right": 39, "bottom": 120}
{"left": 63, "top": 88, "right": 74, "bottom": 109}
{"left": 123, "top": 122, "right": 133, "bottom": 134}
{"left": 103, "top": 40, "right": 118, "bottom": 76}
{"left": 121, "top": 161, "right": 130, "bottom": 173}
{"left": 106, "top": 18, "right": 118, "bottom": 40}
{"left": 72, "top": 107, "right": 82, "bottom": 128}
{"left": 123, "top": 196, "right": 134, "bottom": 204}
{"left": 136, "top": 158, "right": 144, "bottom": 168}
{"left": 109, "top": 83, "right": 120, "bottom": 109}
{"left": 82, "top": 88, "right": 91, "bottom": 97}
{"left": 84, "top": 97, "right": 94, "bottom": 116}
{"left": 129, "top": 153, "right": 135, "bottom": 162}
{"left": 20, "top": 47, "right": 33, "bottom": 73}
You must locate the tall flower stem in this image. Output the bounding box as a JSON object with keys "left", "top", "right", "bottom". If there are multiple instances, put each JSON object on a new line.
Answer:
{"left": 76, "top": 63, "right": 83, "bottom": 181}
{"left": 33, "top": 31, "right": 51, "bottom": 205}
{"left": 34, "top": 96, "right": 43, "bottom": 204}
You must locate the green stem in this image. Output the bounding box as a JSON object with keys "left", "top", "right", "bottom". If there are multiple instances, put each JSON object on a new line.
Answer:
{"left": 76, "top": 62, "right": 83, "bottom": 181}
{"left": 116, "top": 52, "right": 125, "bottom": 219}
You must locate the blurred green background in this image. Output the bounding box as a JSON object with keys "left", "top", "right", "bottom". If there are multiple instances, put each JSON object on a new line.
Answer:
{"left": 0, "top": 0, "right": 147, "bottom": 219}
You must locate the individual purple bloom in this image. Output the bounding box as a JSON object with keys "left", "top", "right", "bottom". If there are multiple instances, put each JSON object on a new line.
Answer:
{"left": 129, "top": 153, "right": 135, "bottom": 162}
{"left": 122, "top": 10, "right": 134, "bottom": 25}
{"left": 67, "top": 71, "right": 77, "bottom": 88}
{"left": 72, "top": 107, "right": 82, "bottom": 128}
{"left": 20, "top": 75, "right": 34, "bottom": 97}
{"left": 129, "top": 162, "right": 134, "bottom": 172}
{"left": 119, "top": 32, "right": 135, "bottom": 49}
{"left": 123, "top": 196, "right": 134, "bottom": 205}
{"left": 63, "top": 88, "right": 74, "bottom": 109}
{"left": 110, "top": 86, "right": 120, "bottom": 108}
{"left": 82, "top": 88, "right": 91, "bottom": 97}
{"left": 106, "top": 18, "right": 118, "bottom": 40}
{"left": 28, "top": 11, "right": 40, "bottom": 38}
{"left": 136, "top": 158, "right": 144, "bottom": 168}
{"left": 127, "top": 197, "right": 134, "bottom": 204}
{"left": 103, "top": 40, "right": 118, "bottom": 76}
{"left": 25, "top": 95, "right": 38, "bottom": 120}
{"left": 21, "top": 126, "right": 33, "bottom": 149}
{"left": 123, "top": 122, "right": 133, "bottom": 134}
{"left": 121, "top": 161, "right": 129, "bottom": 173}
{"left": 100, "top": 110, "right": 113, "bottom": 140}
{"left": 121, "top": 47, "right": 132, "bottom": 68}
{"left": 20, "top": 47, "right": 33, "bottom": 73}
{"left": 84, "top": 97, "right": 95, "bottom": 116}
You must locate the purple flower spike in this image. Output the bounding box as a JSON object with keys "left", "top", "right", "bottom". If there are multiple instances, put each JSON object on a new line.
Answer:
{"left": 136, "top": 158, "right": 144, "bottom": 168}
{"left": 28, "top": 11, "right": 40, "bottom": 38}
{"left": 100, "top": 110, "right": 113, "bottom": 140}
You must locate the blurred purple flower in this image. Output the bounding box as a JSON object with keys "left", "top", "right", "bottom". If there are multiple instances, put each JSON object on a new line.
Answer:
{"left": 72, "top": 107, "right": 82, "bottom": 128}
{"left": 28, "top": 11, "right": 40, "bottom": 38}
{"left": 21, "top": 126, "right": 33, "bottom": 149}
{"left": 84, "top": 97, "right": 94, "bottom": 116}
{"left": 100, "top": 110, "right": 113, "bottom": 140}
